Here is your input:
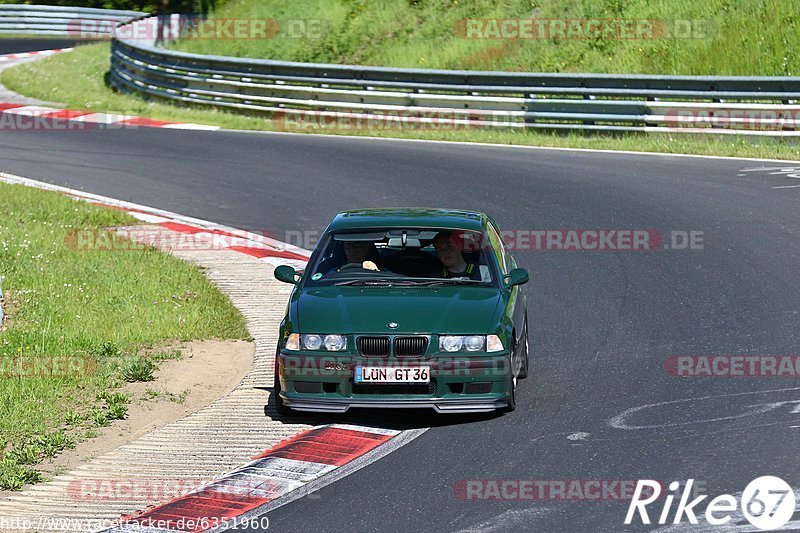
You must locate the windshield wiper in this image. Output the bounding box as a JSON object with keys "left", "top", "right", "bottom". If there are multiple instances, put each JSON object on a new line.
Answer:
{"left": 368, "top": 277, "right": 488, "bottom": 286}
{"left": 412, "top": 279, "right": 487, "bottom": 286}
{"left": 334, "top": 277, "right": 488, "bottom": 287}
{"left": 334, "top": 278, "right": 400, "bottom": 286}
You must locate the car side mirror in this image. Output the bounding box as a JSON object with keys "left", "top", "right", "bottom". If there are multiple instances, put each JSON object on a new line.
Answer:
{"left": 505, "top": 268, "right": 529, "bottom": 288}
{"left": 274, "top": 265, "right": 300, "bottom": 285}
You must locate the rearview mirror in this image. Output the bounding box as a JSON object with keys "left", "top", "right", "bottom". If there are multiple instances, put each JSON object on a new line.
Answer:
{"left": 274, "top": 265, "right": 299, "bottom": 285}
{"left": 505, "top": 268, "right": 529, "bottom": 288}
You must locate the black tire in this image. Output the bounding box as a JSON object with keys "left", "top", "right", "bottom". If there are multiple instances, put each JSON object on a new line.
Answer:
{"left": 273, "top": 359, "right": 292, "bottom": 416}
{"left": 502, "top": 349, "right": 517, "bottom": 413}
{"left": 518, "top": 321, "right": 529, "bottom": 380}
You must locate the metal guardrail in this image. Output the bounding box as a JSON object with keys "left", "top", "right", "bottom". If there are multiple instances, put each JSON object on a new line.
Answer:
{"left": 0, "top": 4, "right": 141, "bottom": 37}
{"left": 6, "top": 11, "right": 781, "bottom": 135}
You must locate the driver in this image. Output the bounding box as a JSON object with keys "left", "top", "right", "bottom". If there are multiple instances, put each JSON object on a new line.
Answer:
{"left": 432, "top": 232, "right": 481, "bottom": 280}
{"left": 340, "top": 241, "right": 379, "bottom": 271}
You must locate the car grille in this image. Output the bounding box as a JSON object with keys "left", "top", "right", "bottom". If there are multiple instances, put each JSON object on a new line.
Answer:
{"left": 357, "top": 336, "right": 391, "bottom": 357}
{"left": 394, "top": 336, "right": 428, "bottom": 357}
{"left": 350, "top": 379, "right": 437, "bottom": 396}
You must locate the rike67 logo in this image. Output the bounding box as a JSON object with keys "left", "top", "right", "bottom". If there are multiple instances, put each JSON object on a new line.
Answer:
{"left": 625, "top": 476, "right": 796, "bottom": 530}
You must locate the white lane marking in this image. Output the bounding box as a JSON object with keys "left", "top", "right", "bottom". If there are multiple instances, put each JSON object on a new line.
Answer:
{"left": 652, "top": 519, "right": 800, "bottom": 532}
{"left": 609, "top": 387, "right": 800, "bottom": 430}
{"left": 566, "top": 432, "right": 590, "bottom": 441}
{"left": 217, "top": 128, "right": 800, "bottom": 165}
{"left": 449, "top": 507, "right": 555, "bottom": 533}
{"left": 662, "top": 419, "right": 800, "bottom": 442}
{"left": 328, "top": 423, "right": 401, "bottom": 436}
{"left": 1, "top": 105, "right": 56, "bottom": 115}
{"left": 649, "top": 486, "right": 800, "bottom": 532}
{"left": 161, "top": 123, "right": 221, "bottom": 130}
{"left": 739, "top": 166, "right": 798, "bottom": 172}
{"left": 0, "top": 48, "right": 72, "bottom": 62}
{"left": 772, "top": 184, "right": 800, "bottom": 189}
{"left": 127, "top": 211, "right": 171, "bottom": 224}
{"left": 241, "top": 457, "right": 337, "bottom": 482}
{"left": 71, "top": 113, "right": 130, "bottom": 124}
{"left": 0, "top": 171, "right": 312, "bottom": 261}
{"left": 740, "top": 166, "right": 800, "bottom": 179}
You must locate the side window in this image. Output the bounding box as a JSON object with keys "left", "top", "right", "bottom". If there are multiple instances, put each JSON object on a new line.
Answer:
{"left": 485, "top": 222, "right": 508, "bottom": 275}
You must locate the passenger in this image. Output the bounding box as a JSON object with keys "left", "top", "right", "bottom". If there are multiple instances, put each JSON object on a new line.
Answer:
{"left": 432, "top": 232, "right": 481, "bottom": 280}
{"left": 340, "top": 241, "right": 379, "bottom": 271}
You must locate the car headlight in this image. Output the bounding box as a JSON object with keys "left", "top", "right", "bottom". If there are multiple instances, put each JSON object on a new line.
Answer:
{"left": 439, "top": 335, "right": 503, "bottom": 353}
{"left": 440, "top": 336, "right": 464, "bottom": 352}
{"left": 464, "top": 335, "right": 485, "bottom": 352}
{"left": 302, "top": 334, "right": 322, "bottom": 350}
{"left": 323, "top": 334, "right": 347, "bottom": 351}
{"left": 285, "top": 333, "right": 347, "bottom": 351}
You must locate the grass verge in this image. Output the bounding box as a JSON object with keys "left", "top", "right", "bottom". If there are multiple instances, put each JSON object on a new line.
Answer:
{"left": 0, "top": 182, "right": 248, "bottom": 489}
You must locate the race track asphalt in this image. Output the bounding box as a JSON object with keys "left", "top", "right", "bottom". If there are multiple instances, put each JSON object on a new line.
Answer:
{"left": 0, "top": 37, "right": 92, "bottom": 54}
{"left": 0, "top": 39, "right": 798, "bottom": 532}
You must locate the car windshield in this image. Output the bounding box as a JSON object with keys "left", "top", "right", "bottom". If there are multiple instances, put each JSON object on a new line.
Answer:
{"left": 303, "top": 228, "right": 499, "bottom": 287}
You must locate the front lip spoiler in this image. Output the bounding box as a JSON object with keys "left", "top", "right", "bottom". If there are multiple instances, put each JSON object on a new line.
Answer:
{"left": 280, "top": 394, "right": 508, "bottom": 414}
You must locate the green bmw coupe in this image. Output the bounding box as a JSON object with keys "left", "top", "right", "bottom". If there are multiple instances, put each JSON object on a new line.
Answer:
{"left": 272, "top": 208, "right": 530, "bottom": 414}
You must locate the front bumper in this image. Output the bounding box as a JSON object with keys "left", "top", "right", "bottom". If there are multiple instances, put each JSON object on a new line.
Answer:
{"left": 281, "top": 395, "right": 508, "bottom": 414}
{"left": 277, "top": 351, "right": 512, "bottom": 413}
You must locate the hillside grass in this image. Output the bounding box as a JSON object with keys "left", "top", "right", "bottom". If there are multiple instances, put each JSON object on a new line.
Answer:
{"left": 169, "top": 0, "right": 800, "bottom": 76}
{"left": 0, "top": 182, "right": 248, "bottom": 489}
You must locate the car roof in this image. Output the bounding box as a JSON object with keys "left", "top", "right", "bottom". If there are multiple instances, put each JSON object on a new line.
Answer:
{"left": 327, "top": 208, "right": 488, "bottom": 232}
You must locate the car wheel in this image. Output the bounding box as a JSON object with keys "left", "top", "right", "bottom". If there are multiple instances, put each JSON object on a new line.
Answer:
{"left": 272, "top": 358, "right": 292, "bottom": 416}
{"left": 502, "top": 349, "right": 517, "bottom": 412}
{"left": 518, "top": 321, "right": 529, "bottom": 380}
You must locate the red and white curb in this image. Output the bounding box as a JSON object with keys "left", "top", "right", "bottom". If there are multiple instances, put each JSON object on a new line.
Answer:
{"left": 100, "top": 424, "right": 403, "bottom": 532}
{"left": 0, "top": 48, "right": 216, "bottom": 130}
{"left": 0, "top": 171, "right": 427, "bottom": 531}
{"left": 0, "top": 102, "right": 220, "bottom": 131}
{"left": 0, "top": 47, "right": 72, "bottom": 62}
{"left": 0, "top": 171, "right": 309, "bottom": 269}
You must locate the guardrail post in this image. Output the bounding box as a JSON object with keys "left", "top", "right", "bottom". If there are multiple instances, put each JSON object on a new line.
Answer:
{"left": 524, "top": 93, "right": 536, "bottom": 127}
{"left": 583, "top": 94, "right": 596, "bottom": 126}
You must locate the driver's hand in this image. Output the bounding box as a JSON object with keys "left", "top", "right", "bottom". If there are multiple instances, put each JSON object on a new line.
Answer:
{"left": 362, "top": 261, "right": 379, "bottom": 271}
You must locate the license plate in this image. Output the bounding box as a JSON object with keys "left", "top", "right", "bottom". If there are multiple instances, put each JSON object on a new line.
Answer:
{"left": 354, "top": 365, "right": 430, "bottom": 384}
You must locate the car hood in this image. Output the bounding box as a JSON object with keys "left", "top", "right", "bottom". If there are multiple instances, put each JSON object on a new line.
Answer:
{"left": 295, "top": 286, "right": 503, "bottom": 334}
